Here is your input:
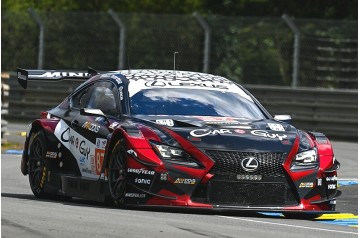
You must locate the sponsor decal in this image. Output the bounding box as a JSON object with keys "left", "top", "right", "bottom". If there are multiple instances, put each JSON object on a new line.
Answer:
{"left": 160, "top": 173, "right": 168, "bottom": 181}
{"left": 125, "top": 193, "right": 146, "bottom": 198}
{"left": 174, "top": 178, "right": 196, "bottom": 185}
{"left": 195, "top": 116, "right": 242, "bottom": 125}
{"left": 127, "top": 168, "right": 155, "bottom": 175}
{"left": 328, "top": 184, "right": 337, "bottom": 190}
{"left": 126, "top": 71, "right": 231, "bottom": 85}
{"left": 82, "top": 121, "right": 100, "bottom": 133}
{"left": 119, "top": 86, "right": 124, "bottom": 100}
{"left": 60, "top": 127, "right": 70, "bottom": 142}
{"left": 79, "top": 141, "right": 91, "bottom": 159}
{"left": 193, "top": 116, "right": 253, "bottom": 127}
{"left": 205, "top": 121, "right": 243, "bottom": 125}
{"left": 240, "top": 157, "right": 259, "bottom": 172}
{"left": 267, "top": 123, "right": 285, "bottom": 131}
{"left": 250, "top": 130, "right": 287, "bottom": 141}
{"left": 79, "top": 156, "right": 86, "bottom": 166}
{"left": 134, "top": 178, "right": 151, "bottom": 184}
{"left": 236, "top": 174, "right": 262, "bottom": 181}
{"left": 144, "top": 81, "right": 229, "bottom": 90}
{"left": 299, "top": 182, "right": 314, "bottom": 188}
{"left": 90, "top": 155, "right": 96, "bottom": 174}
{"left": 109, "top": 122, "right": 120, "bottom": 129}
{"left": 96, "top": 138, "right": 107, "bottom": 150}
{"left": 81, "top": 168, "right": 92, "bottom": 174}
{"left": 54, "top": 120, "right": 98, "bottom": 178}
{"left": 34, "top": 72, "right": 89, "bottom": 78}
{"left": 46, "top": 151, "right": 57, "bottom": 159}
{"left": 126, "top": 71, "right": 253, "bottom": 102}
{"left": 155, "top": 119, "right": 174, "bottom": 127}
{"left": 190, "top": 128, "right": 232, "bottom": 138}
{"left": 326, "top": 176, "right": 337, "bottom": 182}
{"left": 110, "top": 74, "right": 122, "bottom": 84}
{"left": 317, "top": 178, "right": 323, "bottom": 186}
{"left": 234, "top": 129, "right": 246, "bottom": 134}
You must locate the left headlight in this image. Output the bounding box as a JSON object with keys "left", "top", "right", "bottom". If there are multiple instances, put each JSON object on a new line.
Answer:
{"left": 291, "top": 149, "right": 318, "bottom": 171}
{"left": 151, "top": 141, "right": 202, "bottom": 168}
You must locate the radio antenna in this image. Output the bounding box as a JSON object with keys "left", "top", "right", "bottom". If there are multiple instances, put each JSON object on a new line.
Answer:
{"left": 173, "top": 52, "right": 179, "bottom": 76}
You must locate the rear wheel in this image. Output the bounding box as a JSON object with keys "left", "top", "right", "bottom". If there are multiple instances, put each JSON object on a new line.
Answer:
{"left": 108, "top": 140, "right": 127, "bottom": 206}
{"left": 28, "top": 130, "right": 48, "bottom": 198}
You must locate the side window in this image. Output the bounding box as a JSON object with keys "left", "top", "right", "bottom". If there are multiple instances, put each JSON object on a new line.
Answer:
{"left": 71, "top": 86, "right": 93, "bottom": 109}
{"left": 86, "top": 82, "right": 120, "bottom": 118}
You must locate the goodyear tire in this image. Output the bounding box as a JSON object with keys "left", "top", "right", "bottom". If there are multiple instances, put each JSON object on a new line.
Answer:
{"left": 108, "top": 140, "right": 128, "bottom": 206}
{"left": 28, "top": 130, "right": 48, "bottom": 198}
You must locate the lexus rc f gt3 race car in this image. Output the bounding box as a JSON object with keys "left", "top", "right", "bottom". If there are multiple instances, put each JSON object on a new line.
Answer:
{"left": 17, "top": 68, "right": 341, "bottom": 216}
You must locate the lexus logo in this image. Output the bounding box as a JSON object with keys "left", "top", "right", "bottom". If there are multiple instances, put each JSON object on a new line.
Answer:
{"left": 241, "top": 157, "right": 259, "bottom": 172}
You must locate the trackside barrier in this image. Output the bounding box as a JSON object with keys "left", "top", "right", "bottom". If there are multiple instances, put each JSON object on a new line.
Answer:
{"left": 246, "top": 85, "right": 357, "bottom": 141}
{"left": 1, "top": 73, "right": 10, "bottom": 141}
{"left": 5, "top": 72, "right": 358, "bottom": 141}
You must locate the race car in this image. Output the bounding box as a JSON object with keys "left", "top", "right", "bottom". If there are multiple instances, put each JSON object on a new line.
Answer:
{"left": 17, "top": 68, "right": 340, "bottom": 216}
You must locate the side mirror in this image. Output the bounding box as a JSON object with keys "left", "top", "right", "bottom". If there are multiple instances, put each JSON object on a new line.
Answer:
{"left": 80, "top": 108, "right": 109, "bottom": 124}
{"left": 274, "top": 115, "right": 291, "bottom": 123}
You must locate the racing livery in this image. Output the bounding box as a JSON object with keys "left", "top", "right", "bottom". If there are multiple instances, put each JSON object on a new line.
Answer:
{"left": 17, "top": 68, "right": 341, "bottom": 216}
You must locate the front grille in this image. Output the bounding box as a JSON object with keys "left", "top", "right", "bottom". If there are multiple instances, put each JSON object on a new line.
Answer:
{"left": 191, "top": 151, "right": 298, "bottom": 206}
{"left": 208, "top": 180, "right": 296, "bottom": 206}
{"left": 206, "top": 150, "right": 287, "bottom": 178}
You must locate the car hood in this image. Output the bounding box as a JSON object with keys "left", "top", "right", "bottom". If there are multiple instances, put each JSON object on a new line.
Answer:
{"left": 134, "top": 115, "right": 298, "bottom": 153}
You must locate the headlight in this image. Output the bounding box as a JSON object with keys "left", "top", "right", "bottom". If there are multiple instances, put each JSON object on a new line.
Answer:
{"left": 151, "top": 141, "right": 202, "bottom": 168}
{"left": 291, "top": 149, "right": 318, "bottom": 171}
{"left": 295, "top": 149, "right": 317, "bottom": 163}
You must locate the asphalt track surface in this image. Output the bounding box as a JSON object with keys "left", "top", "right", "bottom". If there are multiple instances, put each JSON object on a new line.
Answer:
{"left": 1, "top": 123, "right": 358, "bottom": 237}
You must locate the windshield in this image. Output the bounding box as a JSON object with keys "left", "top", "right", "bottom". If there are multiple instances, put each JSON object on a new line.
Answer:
{"left": 130, "top": 88, "right": 266, "bottom": 120}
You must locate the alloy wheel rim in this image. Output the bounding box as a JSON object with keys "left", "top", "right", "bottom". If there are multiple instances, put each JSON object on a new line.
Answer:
{"left": 28, "top": 139, "right": 44, "bottom": 189}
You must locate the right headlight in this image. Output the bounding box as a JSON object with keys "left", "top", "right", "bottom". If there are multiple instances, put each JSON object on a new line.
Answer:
{"left": 150, "top": 141, "right": 202, "bottom": 168}
{"left": 291, "top": 149, "right": 319, "bottom": 171}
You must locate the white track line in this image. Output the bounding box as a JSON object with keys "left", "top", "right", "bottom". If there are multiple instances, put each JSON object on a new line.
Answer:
{"left": 219, "top": 216, "right": 358, "bottom": 235}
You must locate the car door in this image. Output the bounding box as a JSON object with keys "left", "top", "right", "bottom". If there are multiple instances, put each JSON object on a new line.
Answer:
{"left": 69, "top": 81, "right": 121, "bottom": 178}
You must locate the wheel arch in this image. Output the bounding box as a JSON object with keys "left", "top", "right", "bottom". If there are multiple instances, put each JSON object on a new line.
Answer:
{"left": 21, "top": 121, "right": 47, "bottom": 175}
{"left": 21, "top": 119, "right": 59, "bottom": 175}
{"left": 104, "top": 129, "right": 127, "bottom": 170}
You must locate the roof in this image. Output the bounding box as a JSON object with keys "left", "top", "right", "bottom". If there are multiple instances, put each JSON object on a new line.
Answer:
{"left": 111, "top": 69, "right": 252, "bottom": 101}
{"left": 117, "top": 69, "right": 232, "bottom": 84}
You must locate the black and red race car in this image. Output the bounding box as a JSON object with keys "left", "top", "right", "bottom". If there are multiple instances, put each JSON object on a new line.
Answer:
{"left": 17, "top": 68, "right": 340, "bottom": 215}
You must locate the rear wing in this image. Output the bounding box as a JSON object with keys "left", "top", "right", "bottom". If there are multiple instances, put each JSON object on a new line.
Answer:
{"left": 17, "top": 67, "right": 99, "bottom": 89}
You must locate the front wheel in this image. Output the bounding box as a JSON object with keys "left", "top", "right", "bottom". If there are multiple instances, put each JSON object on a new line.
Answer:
{"left": 108, "top": 140, "right": 128, "bottom": 206}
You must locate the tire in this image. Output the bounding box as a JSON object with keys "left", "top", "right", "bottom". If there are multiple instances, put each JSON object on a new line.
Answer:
{"left": 28, "top": 130, "right": 48, "bottom": 198}
{"left": 283, "top": 212, "right": 321, "bottom": 220}
{"left": 108, "top": 140, "right": 128, "bottom": 206}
